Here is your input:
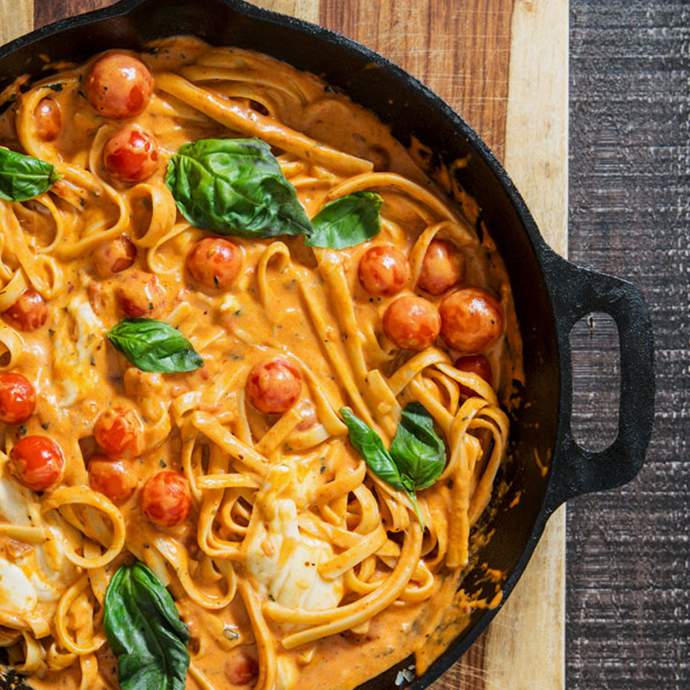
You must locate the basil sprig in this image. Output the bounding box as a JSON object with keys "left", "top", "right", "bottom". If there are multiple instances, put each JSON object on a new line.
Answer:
{"left": 306, "top": 191, "right": 382, "bottom": 249}
{"left": 165, "top": 137, "right": 382, "bottom": 249}
{"left": 341, "top": 403, "right": 446, "bottom": 528}
{"left": 165, "top": 138, "right": 312, "bottom": 239}
{"left": 104, "top": 562, "right": 190, "bottom": 690}
{"left": 107, "top": 318, "right": 203, "bottom": 373}
{"left": 0, "top": 148, "right": 61, "bottom": 201}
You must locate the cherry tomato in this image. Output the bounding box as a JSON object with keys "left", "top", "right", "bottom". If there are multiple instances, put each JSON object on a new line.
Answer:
{"left": 3, "top": 290, "right": 48, "bottom": 332}
{"left": 358, "top": 245, "right": 409, "bottom": 297}
{"left": 0, "top": 373, "right": 36, "bottom": 424}
{"left": 93, "top": 235, "right": 137, "bottom": 277}
{"left": 187, "top": 237, "right": 244, "bottom": 290}
{"left": 225, "top": 652, "right": 259, "bottom": 686}
{"left": 34, "top": 98, "right": 61, "bottom": 142}
{"left": 140, "top": 471, "right": 191, "bottom": 527}
{"left": 246, "top": 358, "right": 302, "bottom": 415}
{"left": 103, "top": 126, "right": 159, "bottom": 183}
{"left": 9, "top": 435, "right": 64, "bottom": 492}
{"left": 454, "top": 354, "right": 493, "bottom": 397}
{"left": 418, "top": 239, "right": 464, "bottom": 295}
{"left": 382, "top": 295, "right": 440, "bottom": 351}
{"left": 439, "top": 288, "right": 504, "bottom": 354}
{"left": 85, "top": 53, "right": 154, "bottom": 120}
{"left": 93, "top": 407, "right": 143, "bottom": 459}
{"left": 296, "top": 398, "right": 318, "bottom": 431}
{"left": 116, "top": 272, "right": 166, "bottom": 318}
{"left": 88, "top": 455, "right": 137, "bottom": 504}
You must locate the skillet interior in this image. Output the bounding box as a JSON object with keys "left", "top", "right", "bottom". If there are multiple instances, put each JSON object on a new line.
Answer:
{"left": 0, "top": 1, "right": 561, "bottom": 688}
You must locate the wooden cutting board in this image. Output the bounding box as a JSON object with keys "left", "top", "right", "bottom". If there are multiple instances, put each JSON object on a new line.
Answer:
{"left": 3, "top": 1, "right": 568, "bottom": 688}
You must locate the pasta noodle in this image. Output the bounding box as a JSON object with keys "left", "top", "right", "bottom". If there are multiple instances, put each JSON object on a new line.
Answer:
{"left": 0, "top": 36, "right": 520, "bottom": 690}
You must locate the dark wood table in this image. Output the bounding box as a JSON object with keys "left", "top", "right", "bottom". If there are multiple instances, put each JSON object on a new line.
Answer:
{"left": 6, "top": 1, "right": 689, "bottom": 688}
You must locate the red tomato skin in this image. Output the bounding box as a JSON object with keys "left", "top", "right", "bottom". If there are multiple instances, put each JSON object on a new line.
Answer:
{"left": 34, "top": 98, "right": 61, "bottom": 141}
{"left": 103, "top": 127, "right": 159, "bottom": 183}
{"left": 187, "top": 237, "right": 244, "bottom": 289}
{"left": 93, "top": 407, "right": 143, "bottom": 459}
{"left": 246, "top": 359, "right": 302, "bottom": 415}
{"left": 0, "top": 373, "right": 36, "bottom": 424}
{"left": 140, "top": 471, "right": 192, "bottom": 527}
{"left": 358, "top": 245, "right": 409, "bottom": 297}
{"left": 93, "top": 236, "right": 137, "bottom": 277}
{"left": 85, "top": 54, "right": 154, "bottom": 119}
{"left": 3, "top": 290, "right": 48, "bottom": 332}
{"left": 225, "top": 652, "right": 259, "bottom": 686}
{"left": 439, "top": 288, "right": 504, "bottom": 354}
{"left": 88, "top": 455, "right": 137, "bottom": 504}
{"left": 116, "top": 272, "right": 166, "bottom": 318}
{"left": 454, "top": 354, "right": 493, "bottom": 397}
{"left": 382, "top": 295, "right": 440, "bottom": 351}
{"left": 9, "top": 436, "right": 65, "bottom": 492}
{"left": 418, "top": 239, "right": 465, "bottom": 295}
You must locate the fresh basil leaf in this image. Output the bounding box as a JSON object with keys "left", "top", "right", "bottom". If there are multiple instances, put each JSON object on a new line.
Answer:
{"left": 104, "top": 562, "right": 190, "bottom": 690}
{"left": 0, "top": 148, "right": 61, "bottom": 201}
{"left": 306, "top": 192, "right": 382, "bottom": 249}
{"left": 107, "top": 318, "right": 203, "bottom": 373}
{"left": 341, "top": 407, "right": 407, "bottom": 492}
{"left": 390, "top": 403, "right": 446, "bottom": 491}
{"left": 341, "top": 404, "right": 446, "bottom": 530}
{"left": 165, "top": 138, "right": 312, "bottom": 239}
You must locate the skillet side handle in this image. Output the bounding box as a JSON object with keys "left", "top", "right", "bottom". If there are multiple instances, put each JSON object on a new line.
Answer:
{"left": 542, "top": 250, "right": 655, "bottom": 513}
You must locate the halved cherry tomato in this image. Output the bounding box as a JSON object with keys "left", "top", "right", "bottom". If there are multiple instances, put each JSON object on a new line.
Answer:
{"left": 418, "top": 239, "right": 464, "bottom": 295}
{"left": 140, "top": 471, "right": 191, "bottom": 527}
{"left": 439, "top": 288, "right": 503, "bottom": 354}
{"left": 9, "top": 436, "right": 64, "bottom": 492}
{"left": 93, "top": 407, "right": 143, "bottom": 459}
{"left": 225, "top": 652, "right": 259, "bottom": 686}
{"left": 116, "top": 272, "right": 166, "bottom": 318}
{"left": 88, "top": 455, "right": 137, "bottom": 504}
{"left": 85, "top": 53, "right": 153, "bottom": 120}
{"left": 246, "top": 359, "right": 302, "bottom": 415}
{"left": 382, "top": 295, "right": 440, "bottom": 351}
{"left": 103, "top": 126, "right": 159, "bottom": 183}
{"left": 34, "top": 98, "right": 61, "bottom": 141}
{"left": 454, "top": 354, "right": 493, "bottom": 397}
{"left": 0, "top": 373, "right": 36, "bottom": 424}
{"left": 3, "top": 290, "right": 48, "bottom": 332}
{"left": 93, "top": 235, "right": 137, "bottom": 277}
{"left": 187, "top": 237, "right": 244, "bottom": 290}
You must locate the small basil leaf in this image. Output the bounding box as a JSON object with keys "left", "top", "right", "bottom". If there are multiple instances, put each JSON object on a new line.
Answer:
{"left": 165, "top": 138, "right": 312, "bottom": 239}
{"left": 0, "top": 148, "right": 61, "bottom": 201}
{"left": 104, "top": 562, "right": 190, "bottom": 690}
{"left": 306, "top": 192, "right": 382, "bottom": 249}
{"left": 390, "top": 402, "right": 446, "bottom": 491}
{"left": 340, "top": 407, "right": 406, "bottom": 492}
{"left": 107, "top": 318, "right": 203, "bottom": 373}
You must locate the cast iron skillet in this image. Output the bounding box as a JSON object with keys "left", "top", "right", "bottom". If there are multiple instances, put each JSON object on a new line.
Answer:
{"left": 0, "top": 1, "right": 655, "bottom": 689}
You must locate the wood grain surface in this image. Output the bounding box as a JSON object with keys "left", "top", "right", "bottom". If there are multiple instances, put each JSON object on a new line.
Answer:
{"left": 567, "top": 2, "right": 689, "bottom": 689}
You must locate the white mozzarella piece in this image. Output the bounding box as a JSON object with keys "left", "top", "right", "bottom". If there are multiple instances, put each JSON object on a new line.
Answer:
{"left": 246, "top": 496, "right": 342, "bottom": 612}
{"left": 0, "top": 559, "right": 37, "bottom": 614}
{"left": 52, "top": 297, "right": 106, "bottom": 407}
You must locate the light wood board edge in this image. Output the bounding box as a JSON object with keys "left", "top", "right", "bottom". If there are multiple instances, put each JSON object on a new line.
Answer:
{"left": 485, "top": 0, "right": 569, "bottom": 688}
{"left": 251, "top": 0, "right": 318, "bottom": 23}
{"left": 1, "top": 0, "right": 33, "bottom": 45}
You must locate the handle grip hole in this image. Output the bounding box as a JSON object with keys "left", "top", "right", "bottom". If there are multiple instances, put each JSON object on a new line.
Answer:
{"left": 569, "top": 312, "right": 620, "bottom": 452}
